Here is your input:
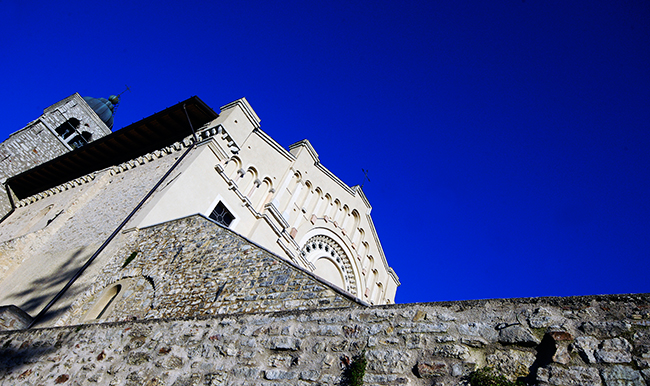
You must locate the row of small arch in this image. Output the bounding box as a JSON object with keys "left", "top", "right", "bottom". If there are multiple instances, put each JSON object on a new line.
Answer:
{"left": 222, "top": 156, "right": 378, "bottom": 282}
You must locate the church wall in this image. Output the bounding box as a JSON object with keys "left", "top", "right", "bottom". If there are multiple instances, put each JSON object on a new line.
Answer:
{"left": 126, "top": 98, "right": 400, "bottom": 304}
{"left": 129, "top": 125, "right": 398, "bottom": 304}
{"left": 0, "top": 293, "right": 647, "bottom": 385}
{"left": 0, "top": 94, "right": 400, "bottom": 327}
{"left": 0, "top": 147, "right": 183, "bottom": 322}
{"left": 132, "top": 143, "right": 231, "bottom": 229}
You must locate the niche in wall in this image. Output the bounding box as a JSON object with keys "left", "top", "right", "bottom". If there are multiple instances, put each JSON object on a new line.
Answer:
{"left": 82, "top": 276, "right": 154, "bottom": 322}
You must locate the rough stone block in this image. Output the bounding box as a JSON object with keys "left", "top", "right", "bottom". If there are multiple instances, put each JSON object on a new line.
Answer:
{"left": 596, "top": 338, "right": 633, "bottom": 364}
{"left": 487, "top": 349, "right": 536, "bottom": 381}
{"left": 601, "top": 365, "right": 646, "bottom": 386}
{"left": 416, "top": 361, "right": 448, "bottom": 378}
{"left": 432, "top": 344, "right": 470, "bottom": 360}
{"left": 264, "top": 369, "right": 297, "bottom": 380}
{"left": 498, "top": 324, "right": 540, "bottom": 346}
{"left": 573, "top": 336, "right": 600, "bottom": 364}
{"left": 367, "top": 349, "right": 412, "bottom": 374}
{"left": 537, "top": 365, "right": 602, "bottom": 386}
{"left": 527, "top": 307, "right": 556, "bottom": 328}
{"left": 269, "top": 337, "right": 301, "bottom": 351}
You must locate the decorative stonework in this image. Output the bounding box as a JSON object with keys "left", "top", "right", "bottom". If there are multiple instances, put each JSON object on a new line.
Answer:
{"left": 13, "top": 127, "right": 230, "bottom": 209}
{"left": 301, "top": 235, "right": 357, "bottom": 296}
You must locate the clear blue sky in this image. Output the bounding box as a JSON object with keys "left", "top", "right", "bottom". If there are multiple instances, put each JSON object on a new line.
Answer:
{"left": 2, "top": 1, "right": 648, "bottom": 303}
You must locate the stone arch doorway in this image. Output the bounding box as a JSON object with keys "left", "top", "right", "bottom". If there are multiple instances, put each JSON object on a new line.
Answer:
{"left": 300, "top": 235, "right": 357, "bottom": 296}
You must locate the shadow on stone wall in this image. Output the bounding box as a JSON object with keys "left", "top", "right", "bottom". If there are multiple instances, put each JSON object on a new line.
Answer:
{"left": 10, "top": 248, "right": 88, "bottom": 327}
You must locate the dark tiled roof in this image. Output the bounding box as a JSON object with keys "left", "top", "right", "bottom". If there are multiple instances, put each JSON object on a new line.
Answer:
{"left": 8, "top": 96, "right": 217, "bottom": 199}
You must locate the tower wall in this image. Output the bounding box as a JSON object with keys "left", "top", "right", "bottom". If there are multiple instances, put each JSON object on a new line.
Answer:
{"left": 0, "top": 93, "right": 112, "bottom": 218}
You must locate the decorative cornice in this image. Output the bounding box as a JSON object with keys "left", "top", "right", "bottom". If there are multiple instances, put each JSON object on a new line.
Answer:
{"left": 219, "top": 97, "right": 261, "bottom": 130}
{"left": 198, "top": 124, "right": 240, "bottom": 155}
{"left": 15, "top": 174, "right": 97, "bottom": 207}
{"left": 289, "top": 139, "right": 319, "bottom": 162}
{"left": 14, "top": 136, "right": 202, "bottom": 207}
{"left": 253, "top": 128, "right": 295, "bottom": 162}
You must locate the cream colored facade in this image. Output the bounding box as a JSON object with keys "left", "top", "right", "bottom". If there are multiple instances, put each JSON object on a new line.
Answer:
{"left": 0, "top": 95, "right": 398, "bottom": 327}
{"left": 135, "top": 98, "right": 399, "bottom": 304}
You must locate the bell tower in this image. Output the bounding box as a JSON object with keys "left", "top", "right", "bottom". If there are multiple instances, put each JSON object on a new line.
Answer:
{"left": 0, "top": 93, "right": 116, "bottom": 218}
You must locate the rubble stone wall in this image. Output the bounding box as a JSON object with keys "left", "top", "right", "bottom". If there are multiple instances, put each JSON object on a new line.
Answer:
{"left": 0, "top": 120, "right": 69, "bottom": 183}
{"left": 0, "top": 146, "right": 182, "bottom": 320}
{"left": 0, "top": 293, "right": 648, "bottom": 386}
{"left": 0, "top": 120, "right": 69, "bottom": 219}
{"left": 58, "top": 215, "right": 359, "bottom": 326}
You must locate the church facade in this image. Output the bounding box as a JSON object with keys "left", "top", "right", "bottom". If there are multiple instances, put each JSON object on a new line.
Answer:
{"left": 0, "top": 94, "right": 398, "bottom": 329}
{"left": 1, "top": 95, "right": 648, "bottom": 386}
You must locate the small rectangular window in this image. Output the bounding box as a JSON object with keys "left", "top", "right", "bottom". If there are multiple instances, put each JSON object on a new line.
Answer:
{"left": 209, "top": 201, "right": 234, "bottom": 227}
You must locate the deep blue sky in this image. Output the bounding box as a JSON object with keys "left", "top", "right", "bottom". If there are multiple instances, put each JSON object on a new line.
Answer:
{"left": 2, "top": 1, "right": 649, "bottom": 303}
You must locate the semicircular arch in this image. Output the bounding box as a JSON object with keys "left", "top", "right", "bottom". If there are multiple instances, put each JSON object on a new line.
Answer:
{"left": 298, "top": 228, "right": 361, "bottom": 296}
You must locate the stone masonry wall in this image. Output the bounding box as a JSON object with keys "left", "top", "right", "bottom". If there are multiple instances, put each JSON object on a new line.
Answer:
{"left": 0, "top": 293, "right": 648, "bottom": 386}
{"left": 0, "top": 120, "right": 69, "bottom": 218}
{"left": 58, "top": 215, "right": 359, "bottom": 326}
{"left": 0, "top": 93, "right": 112, "bottom": 219}
{"left": 0, "top": 120, "right": 69, "bottom": 183}
{"left": 0, "top": 145, "right": 183, "bottom": 322}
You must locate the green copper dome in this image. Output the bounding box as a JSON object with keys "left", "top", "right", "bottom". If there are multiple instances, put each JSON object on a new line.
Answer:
{"left": 83, "top": 95, "right": 120, "bottom": 130}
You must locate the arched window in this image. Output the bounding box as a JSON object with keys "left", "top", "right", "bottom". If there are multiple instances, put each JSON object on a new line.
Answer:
{"left": 323, "top": 194, "right": 334, "bottom": 219}
{"left": 372, "top": 282, "right": 384, "bottom": 305}
{"left": 85, "top": 284, "right": 122, "bottom": 320}
{"left": 350, "top": 210, "right": 361, "bottom": 242}
{"left": 81, "top": 130, "right": 93, "bottom": 142}
{"left": 278, "top": 172, "right": 301, "bottom": 214}
{"left": 252, "top": 177, "right": 272, "bottom": 212}
{"left": 305, "top": 187, "right": 323, "bottom": 218}
{"left": 333, "top": 199, "right": 343, "bottom": 224}
{"left": 223, "top": 157, "right": 242, "bottom": 180}
{"left": 54, "top": 118, "right": 80, "bottom": 140}
{"left": 81, "top": 276, "right": 155, "bottom": 322}
{"left": 239, "top": 167, "right": 257, "bottom": 194}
